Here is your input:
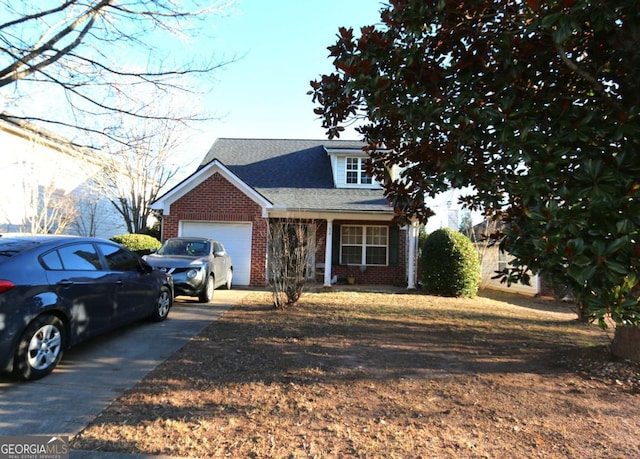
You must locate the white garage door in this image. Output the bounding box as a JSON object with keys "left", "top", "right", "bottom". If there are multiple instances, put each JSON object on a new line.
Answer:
{"left": 181, "top": 221, "right": 252, "bottom": 285}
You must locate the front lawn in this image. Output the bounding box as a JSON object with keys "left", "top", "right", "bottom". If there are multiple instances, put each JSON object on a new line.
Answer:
{"left": 72, "top": 290, "right": 640, "bottom": 458}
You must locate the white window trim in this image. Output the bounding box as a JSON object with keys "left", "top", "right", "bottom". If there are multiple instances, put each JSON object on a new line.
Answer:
{"left": 345, "top": 157, "right": 372, "bottom": 186}
{"left": 498, "top": 250, "right": 508, "bottom": 271}
{"left": 340, "top": 224, "right": 389, "bottom": 266}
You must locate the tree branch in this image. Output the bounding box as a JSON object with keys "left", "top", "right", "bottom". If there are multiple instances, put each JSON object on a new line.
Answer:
{"left": 555, "top": 42, "right": 624, "bottom": 113}
{"left": 0, "top": 0, "right": 111, "bottom": 86}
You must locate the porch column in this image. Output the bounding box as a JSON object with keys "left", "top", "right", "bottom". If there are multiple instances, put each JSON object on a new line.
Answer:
{"left": 324, "top": 219, "right": 333, "bottom": 286}
{"left": 407, "top": 220, "right": 419, "bottom": 289}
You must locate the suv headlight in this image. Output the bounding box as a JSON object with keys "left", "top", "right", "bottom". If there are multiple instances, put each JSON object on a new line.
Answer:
{"left": 186, "top": 268, "right": 200, "bottom": 279}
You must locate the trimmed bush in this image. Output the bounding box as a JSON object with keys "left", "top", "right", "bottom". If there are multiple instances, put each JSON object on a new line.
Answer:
{"left": 421, "top": 228, "right": 480, "bottom": 297}
{"left": 110, "top": 233, "right": 161, "bottom": 255}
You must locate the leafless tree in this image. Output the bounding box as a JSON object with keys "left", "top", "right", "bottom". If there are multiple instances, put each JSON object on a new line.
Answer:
{"left": 268, "top": 220, "right": 317, "bottom": 309}
{"left": 0, "top": 0, "right": 234, "bottom": 147}
{"left": 71, "top": 193, "right": 100, "bottom": 237}
{"left": 93, "top": 100, "right": 187, "bottom": 234}
{"left": 22, "top": 182, "right": 78, "bottom": 234}
{"left": 71, "top": 187, "right": 117, "bottom": 237}
{"left": 3, "top": 158, "right": 79, "bottom": 234}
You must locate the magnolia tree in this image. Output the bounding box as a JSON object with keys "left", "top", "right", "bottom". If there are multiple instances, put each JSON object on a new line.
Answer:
{"left": 310, "top": 0, "right": 640, "bottom": 360}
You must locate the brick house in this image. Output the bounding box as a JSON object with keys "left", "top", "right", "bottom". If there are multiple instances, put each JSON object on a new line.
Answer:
{"left": 151, "top": 138, "right": 420, "bottom": 288}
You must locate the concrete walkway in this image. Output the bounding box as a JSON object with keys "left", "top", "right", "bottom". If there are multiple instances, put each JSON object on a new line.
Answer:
{"left": 0, "top": 289, "right": 250, "bottom": 458}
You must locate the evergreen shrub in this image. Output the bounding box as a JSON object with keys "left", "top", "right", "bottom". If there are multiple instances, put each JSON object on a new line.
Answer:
{"left": 110, "top": 233, "right": 161, "bottom": 255}
{"left": 421, "top": 228, "right": 480, "bottom": 297}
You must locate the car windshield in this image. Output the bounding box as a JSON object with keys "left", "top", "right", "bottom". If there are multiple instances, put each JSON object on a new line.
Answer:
{"left": 158, "top": 240, "right": 210, "bottom": 257}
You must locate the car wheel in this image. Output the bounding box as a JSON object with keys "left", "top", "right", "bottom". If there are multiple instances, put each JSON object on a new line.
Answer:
{"left": 14, "top": 315, "right": 65, "bottom": 381}
{"left": 150, "top": 286, "right": 172, "bottom": 322}
{"left": 199, "top": 275, "right": 214, "bottom": 303}
{"left": 225, "top": 268, "right": 233, "bottom": 290}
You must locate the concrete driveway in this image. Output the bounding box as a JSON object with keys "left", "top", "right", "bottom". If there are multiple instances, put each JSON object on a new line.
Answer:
{"left": 0, "top": 289, "right": 249, "bottom": 446}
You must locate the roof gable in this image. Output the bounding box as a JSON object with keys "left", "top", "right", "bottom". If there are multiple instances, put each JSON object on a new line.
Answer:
{"left": 160, "top": 138, "right": 395, "bottom": 217}
{"left": 151, "top": 159, "right": 271, "bottom": 214}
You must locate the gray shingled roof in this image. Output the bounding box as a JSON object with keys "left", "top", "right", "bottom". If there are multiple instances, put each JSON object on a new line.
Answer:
{"left": 200, "top": 138, "right": 393, "bottom": 213}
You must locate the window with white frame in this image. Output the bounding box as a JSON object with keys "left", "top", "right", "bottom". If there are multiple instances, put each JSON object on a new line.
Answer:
{"left": 497, "top": 250, "right": 508, "bottom": 272}
{"left": 345, "top": 157, "right": 372, "bottom": 185}
{"left": 341, "top": 225, "right": 388, "bottom": 265}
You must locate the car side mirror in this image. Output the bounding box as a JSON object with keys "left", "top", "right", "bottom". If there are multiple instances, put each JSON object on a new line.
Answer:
{"left": 214, "top": 250, "right": 225, "bottom": 257}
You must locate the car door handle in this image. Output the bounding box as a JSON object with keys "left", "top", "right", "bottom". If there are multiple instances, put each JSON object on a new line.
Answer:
{"left": 58, "top": 279, "right": 74, "bottom": 287}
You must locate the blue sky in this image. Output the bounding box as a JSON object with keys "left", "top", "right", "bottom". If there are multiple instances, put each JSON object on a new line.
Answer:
{"left": 1, "top": 1, "right": 383, "bottom": 169}
{"left": 189, "top": 1, "right": 384, "bottom": 150}
{"left": 178, "top": 0, "right": 474, "bottom": 229}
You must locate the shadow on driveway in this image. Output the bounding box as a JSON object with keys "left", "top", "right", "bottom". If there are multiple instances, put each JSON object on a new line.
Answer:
{"left": 0, "top": 289, "right": 249, "bottom": 438}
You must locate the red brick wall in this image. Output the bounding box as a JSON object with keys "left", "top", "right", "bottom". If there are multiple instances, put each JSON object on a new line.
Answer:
{"left": 160, "top": 172, "right": 408, "bottom": 287}
{"left": 330, "top": 264, "right": 406, "bottom": 286}
{"left": 161, "top": 172, "right": 268, "bottom": 286}
{"left": 315, "top": 219, "right": 327, "bottom": 263}
{"left": 315, "top": 219, "right": 407, "bottom": 287}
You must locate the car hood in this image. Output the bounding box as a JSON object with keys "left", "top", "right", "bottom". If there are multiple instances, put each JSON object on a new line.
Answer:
{"left": 143, "top": 254, "right": 208, "bottom": 268}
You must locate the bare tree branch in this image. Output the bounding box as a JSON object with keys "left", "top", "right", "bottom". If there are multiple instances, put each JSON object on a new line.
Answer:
{"left": 0, "top": 1, "right": 107, "bottom": 86}
{"left": 0, "top": 0, "right": 235, "bottom": 145}
{"left": 0, "top": 1, "right": 76, "bottom": 30}
{"left": 554, "top": 42, "right": 624, "bottom": 113}
{"left": 90, "top": 97, "right": 189, "bottom": 233}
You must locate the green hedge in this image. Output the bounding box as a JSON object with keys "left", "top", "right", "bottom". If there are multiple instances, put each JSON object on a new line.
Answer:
{"left": 421, "top": 228, "right": 480, "bottom": 297}
{"left": 110, "top": 233, "right": 161, "bottom": 256}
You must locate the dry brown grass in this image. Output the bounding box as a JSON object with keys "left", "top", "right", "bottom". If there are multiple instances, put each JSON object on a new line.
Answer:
{"left": 72, "top": 290, "right": 640, "bottom": 458}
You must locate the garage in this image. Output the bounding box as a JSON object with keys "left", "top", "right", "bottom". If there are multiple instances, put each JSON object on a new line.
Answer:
{"left": 181, "top": 221, "right": 252, "bottom": 286}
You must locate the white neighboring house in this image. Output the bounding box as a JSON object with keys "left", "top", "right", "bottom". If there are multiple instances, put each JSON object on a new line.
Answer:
{"left": 471, "top": 220, "right": 541, "bottom": 296}
{"left": 0, "top": 118, "right": 127, "bottom": 238}
{"left": 477, "top": 245, "right": 541, "bottom": 296}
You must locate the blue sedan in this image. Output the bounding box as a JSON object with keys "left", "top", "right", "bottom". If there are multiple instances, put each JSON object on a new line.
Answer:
{"left": 0, "top": 234, "right": 173, "bottom": 381}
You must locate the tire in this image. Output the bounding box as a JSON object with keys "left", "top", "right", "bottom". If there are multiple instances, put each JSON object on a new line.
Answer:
{"left": 198, "top": 275, "right": 214, "bottom": 303}
{"left": 150, "top": 286, "right": 172, "bottom": 322}
{"left": 14, "top": 315, "right": 66, "bottom": 381}
{"left": 225, "top": 268, "right": 233, "bottom": 290}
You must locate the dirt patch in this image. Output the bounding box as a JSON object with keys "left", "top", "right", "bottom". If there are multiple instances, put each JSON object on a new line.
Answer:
{"left": 72, "top": 290, "right": 640, "bottom": 458}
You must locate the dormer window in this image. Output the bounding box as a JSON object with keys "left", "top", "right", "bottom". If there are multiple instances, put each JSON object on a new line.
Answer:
{"left": 345, "top": 157, "right": 372, "bottom": 185}
{"left": 325, "top": 146, "right": 385, "bottom": 189}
